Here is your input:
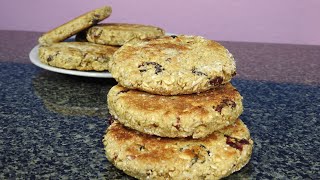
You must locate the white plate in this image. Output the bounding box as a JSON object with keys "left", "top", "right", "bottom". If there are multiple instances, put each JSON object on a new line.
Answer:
{"left": 29, "top": 33, "right": 175, "bottom": 78}
{"left": 29, "top": 44, "right": 113, "bottom": 78}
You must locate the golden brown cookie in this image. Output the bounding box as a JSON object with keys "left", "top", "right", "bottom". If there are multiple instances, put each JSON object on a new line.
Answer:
{"left": 86, "top": 23, "right": 165, "bottom": 46}
{"left": 38, "top": 42, "right": 118, "bottom": 71}
{"left": 38, "top": 6, "right": 112, "bottom": 45}
{"left": 103, "top": 119, "right": 253, "bottom": 180}
{"left": 108, "top": 83, "right": 243, "bottom": 138}
{"left": 109, "top": 35, "right": 237, "bottom": 95}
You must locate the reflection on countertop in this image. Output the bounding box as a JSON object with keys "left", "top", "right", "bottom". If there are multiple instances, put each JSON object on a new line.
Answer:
{"left": 32, "top": 71, "right": 117, "bottom": 118}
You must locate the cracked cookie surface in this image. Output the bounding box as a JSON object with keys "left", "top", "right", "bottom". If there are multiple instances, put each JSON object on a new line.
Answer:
{"left": 38, "top": 42, "right": 118, "bottom": 71}
{"left": 109, "top": 35, "right": 237, "bottom": 95}
{"left": 103, "top": 119, "right": 253, "bottom": 180}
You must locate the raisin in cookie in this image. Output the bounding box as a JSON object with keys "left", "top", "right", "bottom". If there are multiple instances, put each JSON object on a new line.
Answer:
{"left": 108, "top": 83, "right": 243, "bottom": 138}
{"left": 103, "top": 119, "right": 253, "bottom": 180}
{"left": 108, "top": 35, "right": 236, "bottom": 95}
{"left": 86, "top": 23, "right": 165, "bottom": 46}
{"left": 38, "top": 6, "right": 112, "bottom": 45}
{"left": 38, "top": 42, "right": 118, "bottom": 71}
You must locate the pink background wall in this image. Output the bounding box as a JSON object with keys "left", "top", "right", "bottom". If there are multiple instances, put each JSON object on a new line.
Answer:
{"left": 1, "top": 0, "right": 319, "bottom": 45}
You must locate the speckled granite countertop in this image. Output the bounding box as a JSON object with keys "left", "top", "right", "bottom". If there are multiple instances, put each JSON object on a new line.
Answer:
{"left": 0, "top": 30, "right": 319, "bottom": 179}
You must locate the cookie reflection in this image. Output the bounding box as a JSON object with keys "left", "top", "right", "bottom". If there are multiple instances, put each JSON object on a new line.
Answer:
{"left": 32, "top": 71, "right": 117, "bottom": 117}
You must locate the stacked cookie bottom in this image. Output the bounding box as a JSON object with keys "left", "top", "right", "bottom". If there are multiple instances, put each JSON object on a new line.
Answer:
{"left": 103, "top": 84, "right": 253, "bottom": 179}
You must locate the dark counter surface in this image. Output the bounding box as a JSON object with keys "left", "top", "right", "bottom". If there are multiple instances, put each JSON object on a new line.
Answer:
{"left": 0, "top": 30, "right": 319, "bottom": 179}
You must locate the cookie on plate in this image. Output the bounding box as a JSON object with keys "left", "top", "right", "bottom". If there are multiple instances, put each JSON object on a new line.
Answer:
{"left": 38, "top": 6, "right": 112, "bottom": 45}
{"left": 38, "top": 42, "right": 118, "bottom": 71}
{"left": 108, "top": 83, "right": 243, "bottom": 138}
{"left": 103, "top": 119, "right": 253, "bottom": 180}
{"left": 86, "top": 23, "right": 165, "bottom": 46}
{"left": 108, "top": 35, "right": 237, "bottom": 95}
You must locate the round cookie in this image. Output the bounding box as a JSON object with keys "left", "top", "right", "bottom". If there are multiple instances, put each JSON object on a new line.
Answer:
{"left": 108, "top": 83, "right": 243, "bottom": 139}
{"left": 103, "top": 119, "right": 253, "bottom": 180}
{"left": 38, "top": 6, "right": 112, "bottom": 45}
{"left": 38, "top": 42, "right": 118, "bottom": 71}
{"left": 108, "top": 35, "right": 237, "bottom": 95}
{"left": 86, "top": 23, "right": 165, "bottom": 46}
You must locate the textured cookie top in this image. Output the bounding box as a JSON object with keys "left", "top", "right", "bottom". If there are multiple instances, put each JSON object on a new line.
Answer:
{"left": 109, "top": 35, "right": 237, "bottom": 95}
{"left": 103, "top": 119, "right": 253, "bottom": 180}
{"left": 39, "top": 42, "right": 117, "bottom": 53}
{"left": 86, "top": 23, "right": 165, "bottom": 46}
{"left": 38, "top": 42, "right": 118, "bottom": 71}
{"left": 38, "top": 6, "right": 112, "bottom": 45}
{"left": 108, "top": 83, "right": 243, "bottom": 138}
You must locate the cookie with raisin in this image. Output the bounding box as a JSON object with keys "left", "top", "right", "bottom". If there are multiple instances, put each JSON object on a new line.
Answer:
{"left": 38, "top": 6, "right": 112, "bottom": 45}
{"left": 103, "top": 119, "right": 253, "bottom": 180}
{"left": 86, "top": 23, "right": 165, "bottom": 46}
{"left": 107, "top": 83, "right": 243, "bottom": 138}
{"left": 108, "top": 35, "right": 237, "bottom": 95}
{"left": 38, "top": 42, "right": 118, "bottom": 71}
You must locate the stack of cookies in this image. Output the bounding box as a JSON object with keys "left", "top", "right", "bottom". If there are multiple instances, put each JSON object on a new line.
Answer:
{"left": 36, "top": 5, "right": 253, "bottom": 180}
{"left": 37, "top": 6, "right": 165, "bottom": 72}
{"left": 104, "top": 35, "right": 254, "bottom": 179}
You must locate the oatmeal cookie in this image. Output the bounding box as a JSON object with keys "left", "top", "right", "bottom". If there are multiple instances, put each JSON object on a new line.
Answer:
{"left": 109, "top": 35, "right": 237, "bottom": 95}
{"left": 38, "top": 6, "right": 112, "bottom": 45}
{"left": 38, "top": 42, "right": 118, "bottom": 71}
{"left": 86, "top": 23, "right": 165, "bottom": 46}
{"left": 107, "top": 83, "right": 243, "bottom": 138}
{"left": 103, "top": 119, "right": 253, "bottom": 180}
